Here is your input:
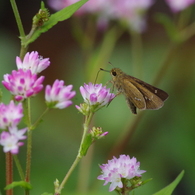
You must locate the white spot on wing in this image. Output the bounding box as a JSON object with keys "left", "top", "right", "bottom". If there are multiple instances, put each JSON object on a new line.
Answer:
{"left": 135, "top": 97, "right": 141, "bottom": 101}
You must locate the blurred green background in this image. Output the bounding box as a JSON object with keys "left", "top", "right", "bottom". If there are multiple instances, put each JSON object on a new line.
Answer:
{"left": 0, "top": 0, "right": 195, "bottom": 195}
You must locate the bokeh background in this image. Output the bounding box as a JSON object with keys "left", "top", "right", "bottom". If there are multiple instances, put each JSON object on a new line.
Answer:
{"left": 0, "top": 0, "right": 195, "bottom": 194}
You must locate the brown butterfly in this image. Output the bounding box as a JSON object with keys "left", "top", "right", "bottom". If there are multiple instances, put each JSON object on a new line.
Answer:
{"left": 101, "top": 68, "right": 169, "bottom": 114}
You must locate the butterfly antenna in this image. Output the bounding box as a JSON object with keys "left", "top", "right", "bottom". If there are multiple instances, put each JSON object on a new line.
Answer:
{"left": 108, "top": 62, "right": 114, "bottom": 67}
{"left": 94, "top": 69, "right": 102, "bottom": 84}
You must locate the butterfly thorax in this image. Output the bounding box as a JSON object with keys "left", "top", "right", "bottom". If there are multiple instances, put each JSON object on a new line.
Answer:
{"left": 110, "top": 68, "right": 127, "bottom": 92}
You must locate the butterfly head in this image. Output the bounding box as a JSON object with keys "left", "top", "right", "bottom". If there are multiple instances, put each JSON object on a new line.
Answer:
{"left": 110, "top": 68, "right": 124, "bottom": 79}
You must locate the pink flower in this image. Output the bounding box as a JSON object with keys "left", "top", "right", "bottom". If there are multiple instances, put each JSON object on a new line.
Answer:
{"left": 76, "top": 83, "right": 115, "bottom": 114}
{"left": 45, "top": 79, "right": 76, "bottom": 109}
{"left": 165, "top": 0, "right": 195, "bottom": 12}
{"left": 97, "top": 155, "right": 146, "bottom": 192}
{"left": 0, "top": 101, "right": 23, "bottom": 129}
{"left": 16, "top": 51, "right": 50, "bottom": 74}
{"left": 0, "top": 127, "right": 27, "bottom": 154}
{"left": 2, "top": 69, "right": 44, "bottom": 101}
{"left": 9, "top": 126, "right": 27, "bottom": 140}
{"left": 80, "top": 83, "right": 114, "bottom": 106}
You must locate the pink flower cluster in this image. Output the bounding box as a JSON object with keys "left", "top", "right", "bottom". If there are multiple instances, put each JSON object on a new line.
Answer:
{"left": 97, "top": 154, "right": 146, "bottom": 191}
{"left": 0, "top": 51, "right": 76, "bottom": 153}
{"left": 2, "top": 51, "right": 76, "bottom": 108}
{"left": 0, "top": 101, "right": 27, "bottom": 154}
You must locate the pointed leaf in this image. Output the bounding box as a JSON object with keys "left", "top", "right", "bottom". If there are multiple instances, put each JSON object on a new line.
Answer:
{"left": 80, "top": 134, "right": 93, "bottom": 156}
{"left": 153, "top": 170, "right": 184, "bottom": 195}
{"left": 25, "top": 0, "right": 88, "bottom": 45}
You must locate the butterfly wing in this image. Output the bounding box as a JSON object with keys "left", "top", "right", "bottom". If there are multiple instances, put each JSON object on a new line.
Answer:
{"left": 122, "top": 78, "right": 146, "bottom": 114}
{"left": 124, "top": 75, "right": 169, "bottom": 110}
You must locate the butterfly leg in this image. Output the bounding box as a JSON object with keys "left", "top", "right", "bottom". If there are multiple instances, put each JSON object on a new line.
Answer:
{"left": 106, "top": 91, "right": 121, "bottom": 107}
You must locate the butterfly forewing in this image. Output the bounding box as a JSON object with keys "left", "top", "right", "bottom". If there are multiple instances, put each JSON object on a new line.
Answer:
{"left": 122, "top": 78, "right": 146, "bottom": 109}
{"left": 123, "top": 75, "right": 168, "bottom": 110}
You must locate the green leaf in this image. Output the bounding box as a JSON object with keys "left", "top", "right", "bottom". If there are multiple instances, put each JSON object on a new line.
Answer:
{"left": 153, "top": 170, "right": 184, "bottom": 195}
{"left": 41, "top": 193, "right": 53, "bottom": 195}
{"left": 141, "top": 178, "right": 153, "bottom": 185}
{"left": 25, "top": 0, "right": 88, "bottom": 46}
{"left": 4, "top": 181, "right": 32, "bottom": 190}
{"left": 80, "top": 134, "right": 93, "bottom": 156}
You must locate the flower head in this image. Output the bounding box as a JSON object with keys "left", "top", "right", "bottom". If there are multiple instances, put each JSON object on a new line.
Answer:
{"left": 2, "top": 69, "right": 44, "bottom": 101}
{"left": 45, "top": 79, "right": 76, "bottom": 109}
{"left": 0, "top": 127, "right": 27, "bottom": 154}
{"left": 9, "top": 126, "right": 27, "bottom": 140}
{"left": 76, "top": 83, "right": 115, "bottom": 114}
{"left": 97, "top": 154, "right": 146, "bottom": 192}
{"left": 0, "top": 101, "right": 23, "bottom": 129}
{"left": 165, "top": 0, "right": 195, "bottom": 12}
{"left": 16, "top": 51, "right": 50, "bottom": 74}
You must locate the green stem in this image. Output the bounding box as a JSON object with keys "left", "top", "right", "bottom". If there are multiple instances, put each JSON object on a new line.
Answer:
{"left": 153, "top": 43, "right": 178, "bottom": 86}
{"left": 177, "top": 7, "right": 193, "bottom": 30}
{"left": 31, "top": 107, "right": 50, "bottom": 130}
{"left": 23, "top": 99, "right": 32, "bottom": 127}
{"left": 54, "top": 154, "right": 81, "bottom": 195}
{"left": 25, "top": 129, "right": 32, "bottom": 183}
{"left": 177, "top": 21, "right": 195, "bottom": 43}
{"left": 78, "top": 112, "right": 93, "bottom": 157}
{"left": 22, "top": 99, "right": 32, "bottom": 195}
{"left": 130, "top": 31, "right": 143, "bottom": 78}
{"left": 24, "top": 129, "right": 32, "bottom": 195}
{"left": 10, "top": 0, "right": 28, "bottom": 59}
{"left": 13, "top": 155, "right": 25, "bottom": 180}
{"left": 55, "top": 112, "right": 94, "bottom": 194}
{"left": 10, "top": 0, "right": 25, "bottom": 38}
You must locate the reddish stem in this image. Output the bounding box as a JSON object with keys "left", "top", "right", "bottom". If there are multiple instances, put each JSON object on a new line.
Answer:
{"left": 6, "top": 152, "right": 13, "bottom": 195}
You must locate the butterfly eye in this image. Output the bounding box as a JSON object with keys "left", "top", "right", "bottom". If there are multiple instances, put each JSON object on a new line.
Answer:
{"left": 112, "top": 71, "right": 117, "bottom": 76}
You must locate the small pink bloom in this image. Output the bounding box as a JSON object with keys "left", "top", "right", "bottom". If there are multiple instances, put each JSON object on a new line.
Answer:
{"left": 80, "top": 83, "right": 115, "bottom": 106}
{"left": 45, "top": 79, "right": 76, "bottom": 109}
{"left": 76, "top": 83, "right": 115, "bottom": 114}
{"left": 0, "top": 100, "right": 23, "bottom": 129}
{"left": 0, "top": 131, "right": 21, "bottom": 154}
{"left": 9, "top": 126, "right": 27, "bottom": 140}
{"left": 2, "top": 69, "right": 44, "bottom": 101}
{"left": 98, "top": 154, "right": 146, "bottom": 191}
{"left": 16, "top": 51, "right": 50, "bottom": 74}
{"left": 0, "top": 126, "right": 27, "bottom": 154}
